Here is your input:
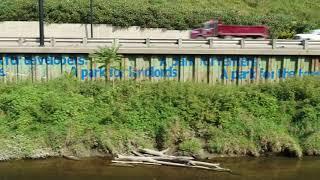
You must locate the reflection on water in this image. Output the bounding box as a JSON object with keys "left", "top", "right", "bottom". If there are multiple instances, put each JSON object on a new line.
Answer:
{"left": 0, "top": 157, "right": 319, "bottom": 180}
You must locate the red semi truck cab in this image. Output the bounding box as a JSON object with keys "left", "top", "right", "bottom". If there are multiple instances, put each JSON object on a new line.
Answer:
{"left": 191, "top": 19, "right": 269, "bottom": 39}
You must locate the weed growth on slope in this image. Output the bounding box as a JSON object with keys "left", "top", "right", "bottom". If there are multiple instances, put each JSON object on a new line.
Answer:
{"left": 0, "top": 77, "right": 319, "bottom": 160}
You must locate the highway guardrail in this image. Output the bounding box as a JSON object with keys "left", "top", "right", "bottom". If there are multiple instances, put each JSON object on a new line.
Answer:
{"left": 0, "top": 37, "right": 319, "bottom": 50}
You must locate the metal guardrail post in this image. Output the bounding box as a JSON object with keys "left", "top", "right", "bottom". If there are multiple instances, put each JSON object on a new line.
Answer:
{"left": 240, "top": 39, "right": 245, "bottom": 49}
{"left": 272, "top": 39, "right": 277, "bottom": 49}
{"left": 113, "top": 38, "right": 119, "bottom": 46}
{"left": 50, "top": 37, "right": 56, "bottom": 47}
{"left": 178, "top": 38, "right": 182, "bottom": 48}
{"left": 82, "top": 37, "right": 88, "bottom": 46}
{"left": 303, "top": 39, "right": 309, "bottom": 50}
{"left": 209, "top": 39, "right": 214, "bottom": 48}
{"left": 146, "top": 38, "right": 150, "bottom": 47}
{"left": 18, "top": 37, "right": 24, "bottom": 46}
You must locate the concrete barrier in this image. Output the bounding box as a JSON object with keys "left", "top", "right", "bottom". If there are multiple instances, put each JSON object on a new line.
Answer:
{"left": 0, "top": 21, "right": 190, "bottom": 39}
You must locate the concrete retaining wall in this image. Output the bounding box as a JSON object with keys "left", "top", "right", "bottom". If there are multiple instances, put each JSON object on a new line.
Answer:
{"left": 0, "top": 21, "right": 190, "bottom": 39}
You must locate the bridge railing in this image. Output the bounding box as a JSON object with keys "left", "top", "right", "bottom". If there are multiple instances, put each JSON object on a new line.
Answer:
{"left": 0, "top": 37, "right": 320, "bottom": 50}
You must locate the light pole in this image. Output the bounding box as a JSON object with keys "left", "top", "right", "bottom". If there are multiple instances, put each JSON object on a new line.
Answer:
{"left": 90, "top": 0, "right": 94, "bottom": 38}
{"left": 39, "top": 0, "right": 45, "bottom": 46}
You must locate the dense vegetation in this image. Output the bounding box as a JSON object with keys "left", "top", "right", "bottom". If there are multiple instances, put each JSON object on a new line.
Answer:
{"left": 0, "top": 77, "right": 320, "bottom": 160}
{"left": 0, "top": 0, "right": 319, "bottom": 38}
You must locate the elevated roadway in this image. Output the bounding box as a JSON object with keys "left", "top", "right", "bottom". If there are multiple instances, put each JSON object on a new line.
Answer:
{"left": 0, "top": 37, "right": 319, "bottom": 56}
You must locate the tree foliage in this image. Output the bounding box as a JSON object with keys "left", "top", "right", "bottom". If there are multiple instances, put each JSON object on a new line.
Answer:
{"left": 89, "top": 45, "right": 123, "bottom": 82}
{"left": 0, "top": 0, "right": 319, "bottom": 38}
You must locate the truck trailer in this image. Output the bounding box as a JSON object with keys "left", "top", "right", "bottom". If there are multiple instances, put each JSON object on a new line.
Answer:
{"left": 191, "top": 19, "right": 269, "bottom": 39}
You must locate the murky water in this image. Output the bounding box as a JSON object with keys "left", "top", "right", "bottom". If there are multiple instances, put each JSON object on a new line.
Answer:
{"left": 0, "top": 157, "right": 319, "bottom": 180}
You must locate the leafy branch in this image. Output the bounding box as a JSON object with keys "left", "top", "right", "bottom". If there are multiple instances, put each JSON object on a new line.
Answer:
{"left": 89, "top": 45, "right": 123, "bottom": 83}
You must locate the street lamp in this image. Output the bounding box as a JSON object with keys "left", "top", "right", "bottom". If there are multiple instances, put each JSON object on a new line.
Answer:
{"left": 90, "top": 0, "right": 94, "bottom": 38}
{"left": 38, "top": 0, "right": 45, "bottom": 46}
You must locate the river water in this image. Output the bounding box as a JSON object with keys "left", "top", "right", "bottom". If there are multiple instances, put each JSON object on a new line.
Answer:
{"left": 0, "top": 157, "right": 319, "bottom": 180}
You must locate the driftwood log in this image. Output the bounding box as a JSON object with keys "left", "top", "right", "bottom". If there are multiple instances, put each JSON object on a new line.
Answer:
{"left": 112, "top": 148, "right": 231, "bottom": 172}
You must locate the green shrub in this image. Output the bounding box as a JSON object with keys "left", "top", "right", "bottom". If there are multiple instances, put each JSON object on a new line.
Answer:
{"left": 0, "top": 77, "right": 319, "bottom": 160}
{"left": 0, "top": 0, "right": 319, "bottom": 38}
{"left": 206, "top": 127, "right": 259, "bottom": 156}
{"left": 178, "top": 138, "right": 202, "bottom": 156}
{"left": 302, "top": 132, "right": 320, "bottom": 155}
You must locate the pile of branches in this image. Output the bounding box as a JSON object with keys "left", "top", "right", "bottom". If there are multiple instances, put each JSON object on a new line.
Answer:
{"left": 112, "top": 148, "right": 231, "bottom": 172}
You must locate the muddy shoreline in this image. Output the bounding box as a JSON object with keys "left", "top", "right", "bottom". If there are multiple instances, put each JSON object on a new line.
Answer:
{"left": 0, "top": 149, "right": 316, "bottom": 163}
